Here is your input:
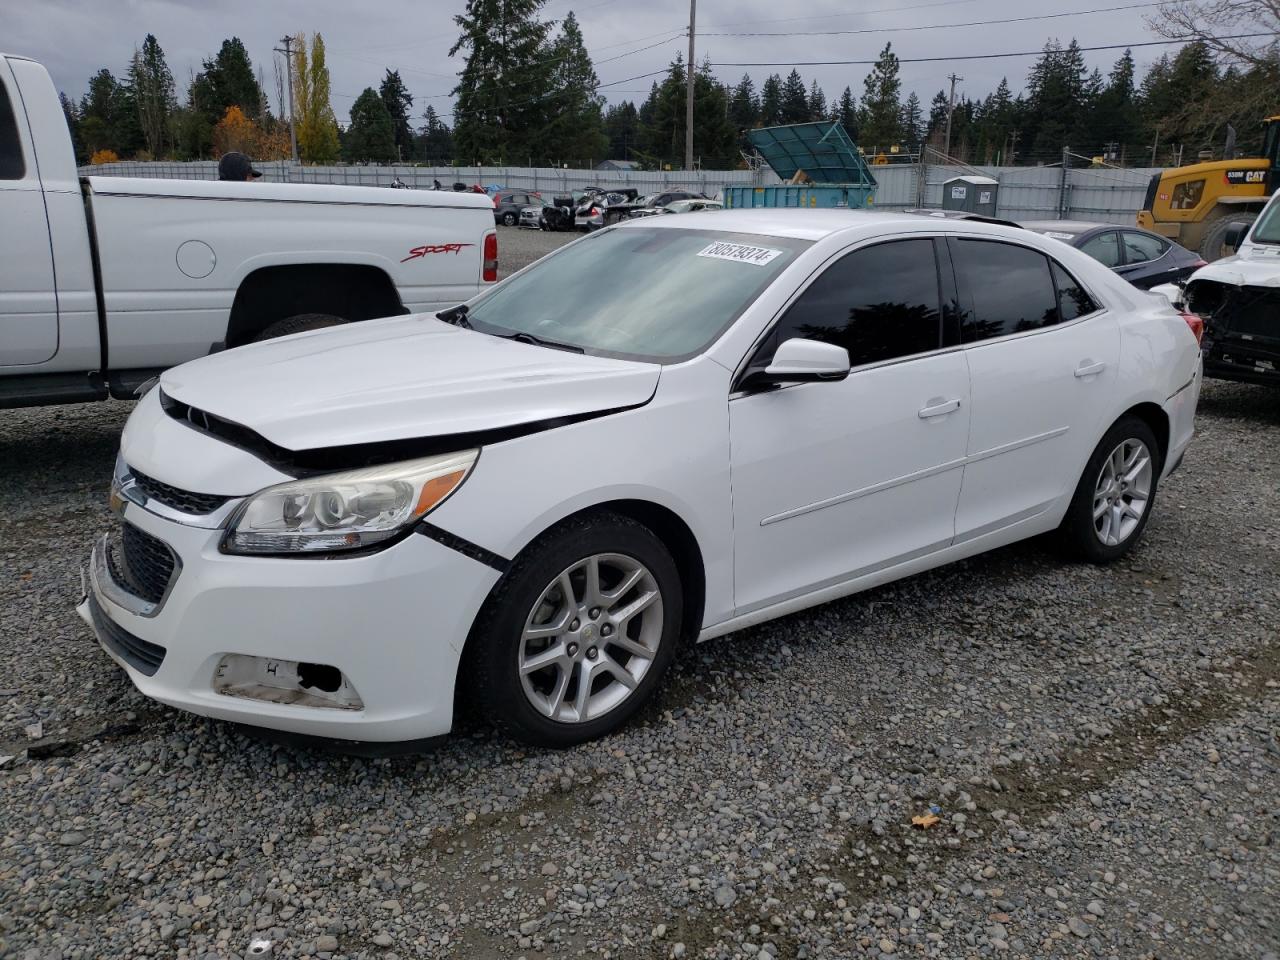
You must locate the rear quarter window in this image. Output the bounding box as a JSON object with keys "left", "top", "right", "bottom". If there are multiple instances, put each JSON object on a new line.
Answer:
{"left": 0, "top": 75, "right": 26, "bottom": 180}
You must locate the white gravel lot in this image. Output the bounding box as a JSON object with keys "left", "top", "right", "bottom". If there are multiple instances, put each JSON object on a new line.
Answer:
{"left": 0, "top": 285, "right": 1276, "bottom": 957}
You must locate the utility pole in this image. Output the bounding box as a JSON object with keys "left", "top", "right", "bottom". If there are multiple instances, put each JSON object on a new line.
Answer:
{"left": 274, "top": 35, "right": 299, "bottom": 163}
{"left": 685, "top": 0, "right": 696, "bottom": 173}
{"left": 943, "top": 73, "right": 961, "bottom": 161}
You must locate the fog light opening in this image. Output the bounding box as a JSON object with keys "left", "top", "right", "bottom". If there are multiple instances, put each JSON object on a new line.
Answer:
{"left": 297, "top": 662, "right": 342, "bottom": 693}
{"left": 213, "top": 654, "right": 364, "bottom": 710}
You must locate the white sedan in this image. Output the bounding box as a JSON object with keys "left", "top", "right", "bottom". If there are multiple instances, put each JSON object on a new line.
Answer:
{"left": 81, "top": 210, "right": 1202, "bottom": 747}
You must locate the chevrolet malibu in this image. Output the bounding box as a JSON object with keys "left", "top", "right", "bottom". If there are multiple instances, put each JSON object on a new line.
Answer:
{"left": 81, "top": 211, "right": 1203, "bottom": 748}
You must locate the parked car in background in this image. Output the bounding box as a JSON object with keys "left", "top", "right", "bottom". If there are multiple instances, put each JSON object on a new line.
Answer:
{"left": 493, "top": 190, "right": 542, "bottom": 226}
{"left": 1178, "top": 191, "right": 1280, "bottom": 387}
{"left": 83, "top": 210, "right": 1200, "bottom": 748}
{"left": 1022, "top": 221, "right": 1206, "bottom": 290}
{"left": 631, "top": 198, "right": 724, "bottom": 218}
{"left": 518, "top": 198, "right": 553, "bottom": 229}
{"left": 0, "top": 53, "right": 498, "bottom": 410}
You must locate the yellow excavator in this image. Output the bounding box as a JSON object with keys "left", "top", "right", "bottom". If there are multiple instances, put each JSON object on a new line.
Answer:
{"left": 1137, "top": 115, "right": 1280, "bottom": 259}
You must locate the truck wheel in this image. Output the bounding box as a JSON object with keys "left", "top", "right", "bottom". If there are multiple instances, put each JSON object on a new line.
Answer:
{"left": 1199, "top": 211, "right": 1257, "bottom": 261}
{"left": 252, "top": 313, "right": 346, "bottom": 342}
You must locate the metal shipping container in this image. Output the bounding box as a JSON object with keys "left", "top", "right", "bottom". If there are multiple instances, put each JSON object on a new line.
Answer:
{"left": 724, "top": 122, "right": 877, "bottom": 210}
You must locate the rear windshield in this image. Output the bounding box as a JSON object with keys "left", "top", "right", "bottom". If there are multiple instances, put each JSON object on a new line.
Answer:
{"left": 465, "top": 227, "right": 810, "bottom": 361}
{"left": 1253, "top": 198, "right": 1280, "bottom": 245}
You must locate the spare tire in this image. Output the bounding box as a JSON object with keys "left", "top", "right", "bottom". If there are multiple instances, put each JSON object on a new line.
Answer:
{"left": 252, "top": 313, "right": 346, "bottom": 343}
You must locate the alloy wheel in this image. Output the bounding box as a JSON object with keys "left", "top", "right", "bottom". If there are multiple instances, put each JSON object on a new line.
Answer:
{"left": 1093, "top": 438, "right": 1153, "bottom": 546}
{"left": 517, "top": 553, "right": 663, "bottom": 724}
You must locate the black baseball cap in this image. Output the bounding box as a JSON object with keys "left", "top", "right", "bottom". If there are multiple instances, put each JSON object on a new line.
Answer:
{"left": 217, "top": 152, "right": 263, "bottom": 181}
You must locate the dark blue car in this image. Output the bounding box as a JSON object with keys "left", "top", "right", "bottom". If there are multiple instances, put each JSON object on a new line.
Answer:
{"left": 1022, "top": 221, "right": 1206, "bottom": 290}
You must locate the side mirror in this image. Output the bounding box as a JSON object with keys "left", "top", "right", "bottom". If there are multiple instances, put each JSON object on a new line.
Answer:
{"left": 1224, "top": 222, "right": 1247, "bottom": 249}
{"left": 743, "top": 338, "right": 851, "bottom": 390}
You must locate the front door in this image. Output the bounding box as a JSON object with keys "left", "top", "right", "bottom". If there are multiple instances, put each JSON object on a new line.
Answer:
{"left": 729, "top": 238, "right": 970, "bottom": 616}
{"left": 0, "top": 64, "right": 58, "bottom": 366}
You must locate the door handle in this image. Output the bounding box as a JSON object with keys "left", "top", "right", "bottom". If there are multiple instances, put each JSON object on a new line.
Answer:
{"left": 1074, "top": 360, "right": 1107, "bottom": 378}
{"left": 918, "top": 397, "right": 961, "bottom": 418}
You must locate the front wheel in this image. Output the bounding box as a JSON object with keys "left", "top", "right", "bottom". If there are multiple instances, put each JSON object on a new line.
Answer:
{"left": 465, "top": 512, "right": 682, "bottom": 746}
{"left": 502, "top": 212, "right": 517, "bottom": 226}
{"left": 1057, "top": 416, "right": 1161, "bottom": 563}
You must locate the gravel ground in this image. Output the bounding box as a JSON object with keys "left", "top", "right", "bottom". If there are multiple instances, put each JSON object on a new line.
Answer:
{"left": 1, "top": 378, "right": 1278, "bottom": 960}
{"left": 496, "top": 225, "right": 575, "bottom": 277}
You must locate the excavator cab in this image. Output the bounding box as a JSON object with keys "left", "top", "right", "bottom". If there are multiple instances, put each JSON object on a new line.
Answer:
{"left": 1138, "top": 116, "right": 1280, "bottom": 259}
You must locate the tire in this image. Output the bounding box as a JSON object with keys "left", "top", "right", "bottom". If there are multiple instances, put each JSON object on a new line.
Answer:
{"left": 465, "top": 511, "right": 682, "bottom": 747}
{"left": 502, "top": 212, "right": 517, "bottom": 226}
{"left": 1199, "top": 210, "right": 1258, "bottom": 261}
{"left": 1057, "top": 415, "right": 1161, "bottom": 564}
{"left": 251, "top": 313, "right": 346, "bottom": 343}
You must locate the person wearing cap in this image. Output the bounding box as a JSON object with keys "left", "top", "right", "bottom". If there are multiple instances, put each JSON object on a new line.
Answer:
{"left": 217, "top": 151, "right": 263, "bottom": 182}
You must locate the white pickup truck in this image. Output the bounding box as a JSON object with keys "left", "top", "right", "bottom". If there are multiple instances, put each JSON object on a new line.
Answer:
{"left": 0, "top": 54, "right": 497, "bottom": 409}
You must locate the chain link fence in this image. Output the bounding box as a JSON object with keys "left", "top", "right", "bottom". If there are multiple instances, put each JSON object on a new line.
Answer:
{"left": 81, "top": 159, "right": 1158, "bottom": 224}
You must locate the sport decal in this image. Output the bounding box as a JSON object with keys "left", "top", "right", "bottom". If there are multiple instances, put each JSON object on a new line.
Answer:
{"left": 401, "top": 242, "right": 474, "bottom": 262}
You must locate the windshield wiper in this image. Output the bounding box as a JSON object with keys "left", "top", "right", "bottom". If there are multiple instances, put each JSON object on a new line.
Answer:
{"left": 435, "top": 304, "right": 472, "bottom": 328}
{"left": 499, "top": 331, "right": 586, "bottom": 353}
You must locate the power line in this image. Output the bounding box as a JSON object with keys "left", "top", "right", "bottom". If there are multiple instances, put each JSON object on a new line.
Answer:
{"left": 701, "top": 1, "right": 1168, "bottom": 37}
{"left": 710, "top": 33, "right": 1275, "bottom": 67}
{"left": 438, "top": 67, "right": 672, "bottom": 124}
{"left": 702, "top": 0, "right": 988, "bottom": 29}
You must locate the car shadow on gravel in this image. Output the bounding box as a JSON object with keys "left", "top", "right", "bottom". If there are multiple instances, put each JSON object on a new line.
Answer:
{"left": 1195, "top": 381, "right": 1280, "bottom": 425}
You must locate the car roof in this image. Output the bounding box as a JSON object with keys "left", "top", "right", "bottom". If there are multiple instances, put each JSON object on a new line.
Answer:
{"left": 620, "top": 208, "right": 1026, "bottom": 241}
{"left": 1021, "top": 220, "right": 1107, "bottom": 236}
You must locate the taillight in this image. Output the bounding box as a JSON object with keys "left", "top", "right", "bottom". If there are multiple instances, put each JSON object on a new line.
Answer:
{"left": 1180, "top": 310, "right": 1204, "bottom": 346}
{"left": 482, "top": 232, "right": 498, "bottom": 282}
{"left": 493, "top": 195, "right": 500, "bottom": 206}
{"left": 590, "top": 207, "right": 601, "bottom": 217}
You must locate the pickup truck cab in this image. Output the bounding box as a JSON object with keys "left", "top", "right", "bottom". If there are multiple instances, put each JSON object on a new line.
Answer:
{"left": 0, "top": 54, "right": 497, "bottom": 408}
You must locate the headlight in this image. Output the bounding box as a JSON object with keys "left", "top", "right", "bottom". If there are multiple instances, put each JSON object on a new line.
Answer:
{"left": 223, "top": 450, "right": 478, "bottom": 555}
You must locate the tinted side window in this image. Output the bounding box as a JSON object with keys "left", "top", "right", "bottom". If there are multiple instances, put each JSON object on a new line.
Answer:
{"left": 1052, "top": 261, "right": 1099, "bottom": 321}
{"left": 771, "top": 239, "right": 942, "bottom": 366}
{"left": 1079, "top": 231, "right": 1122, "bottom": 268}
{"left": 0, "top": 75, "right": 26, "bottom": 180}
{"left": 952, "top": 239, "right": 1059, "bottom": 343}
{"left": 1121, "top": 231, "right": 1169, "bottom": 263}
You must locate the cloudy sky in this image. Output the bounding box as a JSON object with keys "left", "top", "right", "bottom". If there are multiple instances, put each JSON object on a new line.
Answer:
{"left": 12, "top": 0, "right": 1179, "bottom": 121}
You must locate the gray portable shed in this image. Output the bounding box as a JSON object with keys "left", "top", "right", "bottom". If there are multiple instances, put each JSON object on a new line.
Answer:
{"left": 942, "top": 175, "right": 999, "bottom": 215}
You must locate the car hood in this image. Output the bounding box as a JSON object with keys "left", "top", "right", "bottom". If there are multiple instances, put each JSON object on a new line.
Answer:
{"left": 160, "top": 315, "right": 661, "bottom": 451}
{"left": 1191, "top": 244, "right": 1280, "bottom": 287}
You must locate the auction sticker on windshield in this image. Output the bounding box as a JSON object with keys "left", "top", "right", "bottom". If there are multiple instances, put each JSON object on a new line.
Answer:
{"left": 697, "top": 241, "right": 784, "bottom": 266}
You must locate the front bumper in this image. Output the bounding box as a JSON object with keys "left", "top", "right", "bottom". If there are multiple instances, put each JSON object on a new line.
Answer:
{"left": 79, "top": 500, "right": 502, "bottom": 742}
{"left": 1203, "top": 337, "right": 1280, "bottom": 386}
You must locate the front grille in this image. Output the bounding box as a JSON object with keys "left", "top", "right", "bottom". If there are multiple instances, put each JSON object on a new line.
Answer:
{"left": 1189, "top": 280, "right": 1280, "bottom": 342}
{"left": 109, "top": 523, "right": 177, "bottom": 605}
{"left": 87, "top": 594, "right": 166, "bottom": 676}
{"left": 131, "top": 467, "right": 229, "bottom": 515}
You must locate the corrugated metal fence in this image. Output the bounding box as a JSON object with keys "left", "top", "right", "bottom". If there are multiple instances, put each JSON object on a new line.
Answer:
{"left": 82, "top": 160, "right": 1158, "bottom": 224}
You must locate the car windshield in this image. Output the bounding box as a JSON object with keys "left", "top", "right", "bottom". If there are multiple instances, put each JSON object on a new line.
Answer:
{"left": 465, "top": 227, "right": 810, "bottom": 361}
{"left": 1252, "top": 198, "right": 1280, "bottom": 244}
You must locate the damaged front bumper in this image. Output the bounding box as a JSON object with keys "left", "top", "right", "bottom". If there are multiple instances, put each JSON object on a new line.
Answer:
{"left": 1187, "top": 278, "right": 1280, "bottom": 386}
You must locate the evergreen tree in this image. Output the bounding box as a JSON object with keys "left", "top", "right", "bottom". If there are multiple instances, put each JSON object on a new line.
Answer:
{"left": 900, "top": 91, "right": 923, "bottom": 148}
{"left": 379, "top": 69, "right": 415, "bottom": 161}
{"left": 544, "top": 12, "right": 608, "bottom": 165}
{"left": 603, "top": 101, "right": 639, "bottom": 160}
{"left": 860, "top": 43, "right": 903, "bottom": 148}
{"left": 191, "top": 38, "right": 262, "bottom": 126}
{"left": 1023, "top": 39, "right": 1088, "bottom": 161}
{"left": 1093, "top": 50, "right": 1138, "bottom": 160}
{"left": 759, "top": 74, "right": 783, "bottom": 126}
{"left": 418, "top": 104, "right": 454, "bottom": 162}
{"left": 60, "top": 92, "right": 85, "bottom": 164}
{"left": 128, "top": 34, "right": 175, "bottom": 158}
{"left": 833, "top": 86, "right": 858, "bottom": 139}
{"left": 779, "top": 69, "right": 808, "bottom": 123}
{"left": 294, "top": 33, "right": 340, "bottom": 163}
{"left": 808, "top": 79, "right": 827, "bottom": 122}
{"left": 449, "top": 0, "right": 554, "bottom": 163}
{"left": 729, "top": 74, "right": 758, "bottom": 131}
{"left": 638, "top": 56, "right": 737, "bottom": 169}
{"left": 79, "top": 68, "right": 140, "bottom": 156}
{"left": 345, "top": 88, "right": 397, "bottom": 162}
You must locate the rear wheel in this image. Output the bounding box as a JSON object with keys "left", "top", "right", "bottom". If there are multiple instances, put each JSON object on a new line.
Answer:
{"left": 1057, "top": 416, "right": 1161, "bottom": 563}
{"left": 251, "top": 312, "right": 346, "bottom": 342}
{"left": 466, "top": 512, "right": 682, "bottom": 747}
{"left": 1199, "top": 210, "right": 1258, "bottom": 261}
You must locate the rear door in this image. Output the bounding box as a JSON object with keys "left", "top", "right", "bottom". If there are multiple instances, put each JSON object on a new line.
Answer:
{"left": 949, "top": 238, "right": 1119, "bottom": 542}
{"left": 0, "top": 61, "right": 58, "bottom": 366}
{"left": 1116, "top": 230, "right": 1175, "bottom": 289}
